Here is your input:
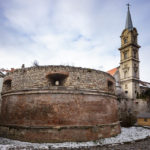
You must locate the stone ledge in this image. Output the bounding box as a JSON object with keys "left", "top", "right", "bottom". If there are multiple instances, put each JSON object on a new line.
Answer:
{"left": 2, "top": 88, "right": 116, "bottom": 98}
{"left": 0, "top": 121, "right": 120, "bottom": 130}
{"left": 0, "top": 122, "right": 121, "bottom": 143}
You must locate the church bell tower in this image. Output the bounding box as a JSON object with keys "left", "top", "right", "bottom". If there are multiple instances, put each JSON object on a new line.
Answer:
{"left": 119, "top": 4, "right": 140, "bottom": 99}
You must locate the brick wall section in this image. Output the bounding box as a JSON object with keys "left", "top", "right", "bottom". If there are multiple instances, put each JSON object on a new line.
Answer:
{"left": 0, "top": 123, "right": 120, "bottom": 143}
{"left": 2, "top": 66, "right": 115, "bottom": 93}
{"left": 1, "top": 93, "right": 118, "bottom": 126}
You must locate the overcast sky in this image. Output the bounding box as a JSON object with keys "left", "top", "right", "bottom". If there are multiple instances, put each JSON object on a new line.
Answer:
{"left": 0, "top": 0, "right": 150, "bottom": 82}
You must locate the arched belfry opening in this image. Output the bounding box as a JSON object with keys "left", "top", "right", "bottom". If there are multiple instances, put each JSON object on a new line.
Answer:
{"left": 46, "top": 72, "right": 68, "bottom": 86}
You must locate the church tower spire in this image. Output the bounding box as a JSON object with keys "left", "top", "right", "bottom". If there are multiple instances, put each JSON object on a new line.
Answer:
{"left": 125, "top": 4, "right": 133, "bottom": 30}
{"left": 119, "top": 4, "right": 140, "bottom": 99}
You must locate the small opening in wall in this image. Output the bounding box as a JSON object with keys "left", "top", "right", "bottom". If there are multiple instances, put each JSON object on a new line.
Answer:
{"left": 144, "top": 118, "right": 148, "bottom": 122}
{"left": 46, "top": 73, "right": 68, "bottom": 86}
{"left": 108, "top": 80, "right": 114, "bottom": 92}
{"left": 4, "top": 79, "right": 12, "bottom": 91}
{"left": 125, "top": 91, "right": 128, "bottom": 94}
{"left": 55, "top": 80, "right": 60, "bottom": 86}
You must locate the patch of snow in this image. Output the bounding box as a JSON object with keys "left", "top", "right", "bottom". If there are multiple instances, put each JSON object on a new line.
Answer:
{"left": 0, "top": 127, "right": 150, "bottom": 149}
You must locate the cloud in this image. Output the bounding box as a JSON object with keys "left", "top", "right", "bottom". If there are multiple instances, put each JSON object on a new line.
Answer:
{"left": 0, "top": 0, "right": 150, "bottom": 82}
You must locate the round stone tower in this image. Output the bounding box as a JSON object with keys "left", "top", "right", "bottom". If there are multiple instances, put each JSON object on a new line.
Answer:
{"left": 0, "top": 65, "right": 120, "bottom": 142}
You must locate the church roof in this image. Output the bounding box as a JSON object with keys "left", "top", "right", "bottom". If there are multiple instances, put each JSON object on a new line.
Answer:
{"left": 139, "top": 80, "right": 150, "bottom": 88}
{"left": 107, "top": 67, "right": 118, "bottom": 76}
{"left": 125, "top": 4, "right": 133, "bottom": 30}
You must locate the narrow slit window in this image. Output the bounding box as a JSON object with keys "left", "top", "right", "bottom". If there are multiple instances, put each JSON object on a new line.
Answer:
{"left": 133, "top": 50, "right": 137, "bottom": 58}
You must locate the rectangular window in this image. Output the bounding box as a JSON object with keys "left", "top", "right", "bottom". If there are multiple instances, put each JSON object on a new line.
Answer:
{"left": 124, "top": 71, "right": 128, "bottom": 78}
{"left": 124, "top": 51, "right": 128, "bottom": 59}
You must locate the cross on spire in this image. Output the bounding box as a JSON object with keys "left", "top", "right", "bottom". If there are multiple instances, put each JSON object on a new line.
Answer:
{"left": 126, "top": 3, "right": 131, "bottom": 9}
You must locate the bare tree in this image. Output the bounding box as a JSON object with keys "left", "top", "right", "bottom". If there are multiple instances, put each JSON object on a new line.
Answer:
{"left": 33, "top": 60, "right": 39, "bottom": 67}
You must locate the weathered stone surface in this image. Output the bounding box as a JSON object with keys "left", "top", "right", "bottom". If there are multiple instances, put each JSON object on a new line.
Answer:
{"left": 0, "top": 66, "right": 120, "bottom": 142}
{"left": 2, "top": 66, "right": 115, "bottom": 93}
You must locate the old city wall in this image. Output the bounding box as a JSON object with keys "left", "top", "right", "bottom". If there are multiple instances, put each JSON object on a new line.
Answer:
{"left": 0, "top": 66, "right": 120, "bottom": 142}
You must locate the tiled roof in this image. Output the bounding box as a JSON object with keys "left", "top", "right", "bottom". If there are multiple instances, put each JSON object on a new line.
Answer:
{"left": 107, "top": 67, "right": 118, "bottom": 76}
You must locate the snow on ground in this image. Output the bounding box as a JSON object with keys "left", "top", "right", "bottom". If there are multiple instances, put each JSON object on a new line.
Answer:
{"left": 0, "top": 127, "right": 150, "bottom": 149}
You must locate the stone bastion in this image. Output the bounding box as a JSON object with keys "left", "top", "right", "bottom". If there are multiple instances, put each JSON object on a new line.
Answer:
{"left": 0, "top": 65, "right": 120, "bottom": 142}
